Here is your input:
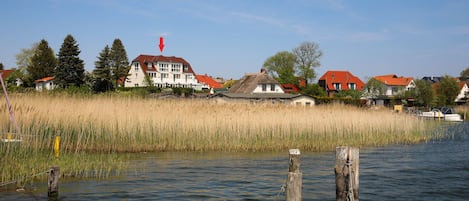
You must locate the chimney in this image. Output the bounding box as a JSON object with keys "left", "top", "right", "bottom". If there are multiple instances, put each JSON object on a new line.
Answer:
{"left": 260, "top": 68, "right": 266, "bottom": 74}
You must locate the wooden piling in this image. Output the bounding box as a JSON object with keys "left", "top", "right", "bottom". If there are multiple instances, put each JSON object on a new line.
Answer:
{"left": 48, "top": 166, "right": 60, "bottom": 200}
{"left": 335, "top": 146, "right": 359, "bottom": 201}
{"left": 286, "top": 149, "right": 302, "bottom": 201}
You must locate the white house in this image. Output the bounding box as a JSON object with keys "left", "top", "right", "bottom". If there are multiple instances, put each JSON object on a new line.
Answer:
{"left": 228, "top": 69, "right": 285, "bottom": 94}
{"left": 455, "top": 82, "right": 469, "bottom": 103}
{"left": 35, "top": 76, "right": 55, "bottom": 91}
{"left": 374, "top": 74, "right": 415, "bottom": 96}
{"left": 124, "top": 55, "right": 202, "bottom": 89}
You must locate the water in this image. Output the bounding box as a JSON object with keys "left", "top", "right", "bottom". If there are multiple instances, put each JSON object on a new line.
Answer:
{"left": 2, "top": 123, "right": 469, "bottom": 200}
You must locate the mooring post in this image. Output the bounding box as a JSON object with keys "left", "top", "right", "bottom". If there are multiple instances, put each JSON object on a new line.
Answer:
{"left": 48, "top": 166, "right": 60, "bottom": 200}
{"left": 286, "top": 148, "right": 302, "bottom": 201}
{"left": 335, "top": 146, "right": 359, "bottom": 201}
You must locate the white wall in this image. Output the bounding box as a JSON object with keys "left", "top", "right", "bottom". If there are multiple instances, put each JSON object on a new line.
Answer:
{"left": 252, "top": 84, "right": 285, "bottom": 93}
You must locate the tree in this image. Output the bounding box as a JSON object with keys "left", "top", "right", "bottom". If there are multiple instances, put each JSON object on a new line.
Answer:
{"left": 437, "top": 75, "right": 460, "bottom": 106}
{"left": 335, "top": 89, "right": 362, "bottom": 99}
{"left": 110, "top": 39, "right": 129, "bottom": 88}
{"left": 301, "top": 83, "right": 327, "bottom": 97}
{"left": 16, "top": 42, "right": 38, "bottom": 71}
{"left": 414, "top": 79, "right": 434, "bottom": 107}
{"left": 292, "top": 41, "right": 323, "bottom": 83}
{"left": 92, "top": 45, "right": 113, "bottom": 92}
{"left": 27, "top": 39, "right": 57, "bottom": 82}
{"left": 263, "top": 51, "right": 297, "bottom": 84}
{"left": 460, "top": 67, "right": 469, "bottom": 80}
{"left": 0, "top": 62, "right": 4, "bottom": 70}
{"left": 362, "top": 78, "right": 386, "bottom": 98}
{"left": 15, "top": 42, "right": 39, "bottom": 86}
{"left": 55, "top": 34, "right": 85, "bottom": 88}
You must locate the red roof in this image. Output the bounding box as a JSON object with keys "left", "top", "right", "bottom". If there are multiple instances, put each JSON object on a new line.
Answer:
{"left": 0, "top": 70, "right": 15, "bottom": 79}
{"left": 195, "top": 74, "right": 222, "bottom": 88}
{"left": 318, "top": 70, "right": 365, "bottom": 90}
{"left": 281, "top": 84, "right": 300, "bottom": 94}
{"left": 132, "top": 54, "right": 195, "bottom": 74}
{"left": 35, "top": 76, "right": 54, "bottom": 83}
{"left": 374, "top": 74, "right": 413, "bottom": 86}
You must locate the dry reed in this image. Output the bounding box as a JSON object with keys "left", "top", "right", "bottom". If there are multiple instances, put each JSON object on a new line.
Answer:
{"left": 1, "top": 93, "right": 437, "bottom": 185}
{"left": 1, "top": 93, "right": 432, "bottom": 153}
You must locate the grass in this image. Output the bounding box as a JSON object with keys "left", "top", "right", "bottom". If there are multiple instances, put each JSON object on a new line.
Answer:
{"left": 0, "top": 93, "right": 439, "bottom": 187}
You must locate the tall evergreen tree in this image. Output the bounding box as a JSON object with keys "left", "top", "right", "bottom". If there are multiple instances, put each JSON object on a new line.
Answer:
{"left": 92, "top": 45, "right": 113, "bottom": 92}
{"left": 110, "top": 38, "right": 129, "bottom": 88}
{"left": 27, "top": 39, "right": 57, "bottom": 81}
{"left": 55, "top": 34, "right": 85, "bottom": 88}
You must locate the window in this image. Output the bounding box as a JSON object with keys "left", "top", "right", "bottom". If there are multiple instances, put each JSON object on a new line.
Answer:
{"left": 172, "top": 64, "right": 181, "bottom": 72}
{"left": 147, "top": 63, "right": 152, "bottom": 68}
{"left": 183, "top": 65, "right": 189, "bottom": 72}
{"left": 270, "top": 84, "right": 275, "bottom": 91}
{"left": 161, "top": 73, "right": 168, "bottom": 78}
{"left": 159, "top": 63, "right": 169, "bottom": 71}
{"left": 262, "top": 84, "right": 267, "bottom": 91}
{"left": 173, "top": 74, "right": 180, "bottom": 81}
{"left": 348, "top": 83, "right": 356, "bottom": 90}
{"left": 333, "top": 83, "right": 341, "bottom": 90}
{"left": 134, "top": 62, "right": 139, "bottom": 70}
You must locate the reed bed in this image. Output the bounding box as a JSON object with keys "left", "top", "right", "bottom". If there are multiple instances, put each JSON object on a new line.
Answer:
{"left": 1, "top": 93, "right": 434, "bottom": 152}
{"left": 0, "top": 93, "right": 436, "bottom": 185}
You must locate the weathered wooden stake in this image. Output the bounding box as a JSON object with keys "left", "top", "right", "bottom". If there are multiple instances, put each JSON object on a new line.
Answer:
{"left": 48, "top": 166, "right": 60, "bottom": 200}
{"left": 286, "top": 148, "right": 302, "bottom": 201}
{"left": 335, "top": 146, "right": 359, "bottom": 201}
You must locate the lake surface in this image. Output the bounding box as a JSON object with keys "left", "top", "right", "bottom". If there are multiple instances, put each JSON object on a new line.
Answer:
{"left": 2, "top": 123, "right": 468, "bottom": 200}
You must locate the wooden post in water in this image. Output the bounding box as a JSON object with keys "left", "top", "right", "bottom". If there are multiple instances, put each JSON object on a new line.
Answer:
{"left": 48, "top": 166, "right": 60, "bottom": 200}
{"left": 286, "top": 149, "right": 302, "bottom": 201}
{"left": 335, "top": 146, "right": 359, "bottom": 201}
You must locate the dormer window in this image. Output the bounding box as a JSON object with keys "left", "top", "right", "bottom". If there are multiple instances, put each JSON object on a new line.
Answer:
{"left": 333, "top": 83, "right": 341, "bottom": 90}
{"left": 348, "top": 83, "right": 356, "bottom": 90}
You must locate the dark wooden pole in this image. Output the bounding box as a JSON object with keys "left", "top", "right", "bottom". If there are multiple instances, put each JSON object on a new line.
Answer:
{"left": 335, "top": 146, "right": 359, "bottom": 201}
{"left": 48, "top": 166, "right": 60, "bottom": 200}
{"left": 286, "top": 149, "right": 302, "bottom": 201}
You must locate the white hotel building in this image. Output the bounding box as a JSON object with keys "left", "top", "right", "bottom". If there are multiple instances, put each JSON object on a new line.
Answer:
{"left": 124, "top": 54, "right": 203, "bottom": 89}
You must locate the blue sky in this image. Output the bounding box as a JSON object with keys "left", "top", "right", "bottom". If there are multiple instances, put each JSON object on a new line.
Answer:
{"left": 1, "top": 0, "right": 468, "bottom": 81}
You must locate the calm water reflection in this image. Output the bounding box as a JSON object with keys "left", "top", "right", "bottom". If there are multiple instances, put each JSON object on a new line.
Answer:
{"left": 2, "top": 123, "right": 468, "bottom": 200}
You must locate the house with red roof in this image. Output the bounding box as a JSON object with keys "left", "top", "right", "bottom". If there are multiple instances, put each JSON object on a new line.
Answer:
{"left": 0, "top": 69, "right": 22, "bottom": 86}
{"left": 124, "top": 54, "right": 202, "bottom": 89}
{"left": 373, "top": 74, "right": 415, "bottom": 96}
{"left": 35, "top": 76, "right": 55, "bottom": 91}
{"left": 431, "top": 78, "right": 469, "bottom": 104}
{"left": 318, "top": 71, "right": 365, "bottom": 97}
{"left": 195, "top": 74, "right": 222, "bottom": 90}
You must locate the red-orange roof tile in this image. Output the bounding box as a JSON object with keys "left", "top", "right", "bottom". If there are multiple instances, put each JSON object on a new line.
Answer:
{"left": 195, "top": 74, "right": 222, "bottom": 88}
{"left": 374, "top": 74, "right": 413, "bottom": 86}
{"left": 318, "top": 70, "right": 365, "bottom": 90}
{"left": 34, "top": 76, "right": 54, "bottom": 83}
{"left": 0, "top": 70, "right": 15, "bottom": 79}
{"left": 132, "top": 54, "right": 196, "bottom": 75}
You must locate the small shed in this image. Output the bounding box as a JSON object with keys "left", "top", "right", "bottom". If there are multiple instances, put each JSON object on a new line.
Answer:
{"left": 35, "top": 77, "right": 55, "bottom": 91}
